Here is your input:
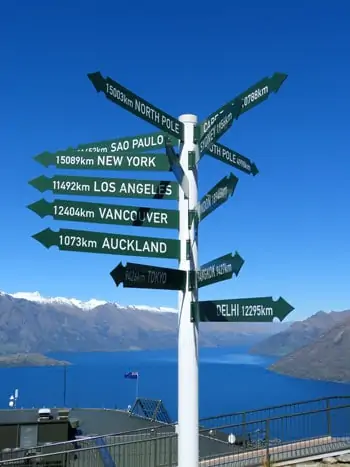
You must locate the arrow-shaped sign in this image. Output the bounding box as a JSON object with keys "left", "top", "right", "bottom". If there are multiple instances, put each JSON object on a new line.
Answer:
{"left": 28, "top": 175, "right": 178, "bottom": 200}
{"left": 197, "top": 252, "right": 244, "bottom": 288}
{"left": 27, "top": 199, "right": 179, "bottom": 230}
{"left": 32, "top": 228, "right": 180, "bottom": 260}
{"left": 196, "top": 172, "right": 238, "bottom": 222}
{"left": 165, "top": 138, "right": 189, "bottom": 199}
{"left": 88, "top": 71, "right": 184, "bottom": 141}
{"left": 199, "top": 72, "right": 288, "bottom": 139}
{"left": 35, "top": 151, "right": 172, "bottom": 172}
{"left": 198, "top": 99, "right": 242, "bottom": 155}
{"left": 111, "top": 262, "right": 186, "bottom": 290}
{"left": 204, "top": 142, "right": 259, "bottom": 176}
{"left": 34, "top": 132, "right": 178, "bottom": 163}
{"left": 192, "top": 297, "right": 294, "bottom": 323}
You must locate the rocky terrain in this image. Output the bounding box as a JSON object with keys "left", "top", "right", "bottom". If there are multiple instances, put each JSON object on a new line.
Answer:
{"left": 270, "top": 315, "right": 350, "bottom": 382}
{"left": 249, "top": 307, "right": 350, "bottom": 383}
{"left": 250, "top": 309, "right": 350, "bottom": 357}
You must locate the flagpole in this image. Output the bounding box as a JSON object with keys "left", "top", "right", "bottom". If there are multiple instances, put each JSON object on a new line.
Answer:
{"left": 135, "top": 374, "right": 139, "bottom": 401}
{"left": 63, "top": 364, "right": 67, "bottom": 407}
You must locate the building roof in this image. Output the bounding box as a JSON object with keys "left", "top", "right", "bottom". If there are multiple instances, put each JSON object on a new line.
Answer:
{"left": 0, "top": 401, "right": 235, "bottom": 459}
{"left": 0, "top": 399, "right": 172, "bottom": 436}
{"left": 0, "top": 409, "right": 53, "bottom": 425}
{"left": 70, "top": 408, "right": 172, "bottom": 436}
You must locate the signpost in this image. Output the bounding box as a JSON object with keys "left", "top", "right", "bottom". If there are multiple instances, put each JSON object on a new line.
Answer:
{"left": 192, "top": 297, "right": 294, "bottom": 323}
{"left": 28, "top": 69, "right": 292, "bottom": 467}
{"left": 27, "top": 199, "right": 179, "bottom": 230}
{"left": 32, "top": 227, "right": 180, "bottom": 259}
{"left": 197, "top": 252, "right": 244, "bottom": 289}
{"left": 110, "top": 262, "right": 186, "bottom": 290}
{"left": 29, "top": 175, "right": 178, "bottom": 200}
{"left": 176, "top": 114, "right": 199, "bottom": 467}
{"left": 204, "top": 142, "right": 259, "bottom": 176}
{"left": 197, "top": 172, "right": 238, "bottom": 222}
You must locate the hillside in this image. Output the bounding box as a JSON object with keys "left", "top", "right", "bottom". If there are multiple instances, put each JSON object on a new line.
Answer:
{"left": 0, "top": 291, "right": 289, "bottom": 354}
{"left": 270, "top": 316, "right": 350, "bottom": 382}
{"left": 250, "top": 309, "right": 350, "bottom": 357}
{"left": 0, "top": 353, "right": 70, "bottom": 368}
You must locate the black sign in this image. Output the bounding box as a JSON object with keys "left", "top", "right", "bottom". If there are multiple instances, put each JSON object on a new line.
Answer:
{"left": 110, "top": 262, "right": 186, "bottom": 291}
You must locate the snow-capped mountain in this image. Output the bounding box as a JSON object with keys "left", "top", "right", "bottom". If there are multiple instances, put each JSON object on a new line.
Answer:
{"left": 0, "top": 290, "right": 288, "bottom": 354}
{"left": 8, "top": 291, "right": 107, "bottom": 310}
{"left": 2, "top": 291, "right": 177, "bottom": 313}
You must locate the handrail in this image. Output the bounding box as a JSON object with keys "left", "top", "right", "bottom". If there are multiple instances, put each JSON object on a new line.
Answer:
{"left": 0, "top": 433, "right": 177, "bottom": 465}
{"left": 199, "top": 402, "right": 350, "bottom": 433}
{"left": 1, "top": 396, "right": 348, "bottom": 455}
{"left": 1, "top": 403, "right": 350, "bottom": 465}
{"left": 0, "top": 428, "right": 176, "bottom": 453}
{"left": 199, "top": 395, "right": 350, "bottom": 423}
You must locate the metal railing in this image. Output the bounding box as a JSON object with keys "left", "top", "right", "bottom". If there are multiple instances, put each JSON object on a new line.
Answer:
{"left": 199, "top": 395, "right": 350, "bottom": 431}
{"left": 0, "top": 429, "right": 176, "bottom": 464}
{"left": 0, "top": 394, "right": 346, "bottom": 456}
{"left": 0, "top": 434, "right": 178, "bottom": 467}
{"left": 1, "top": 398, "right": 350, "bottom": 466}
{"left": 200, "top": 403, "right": 350, "bottom": 466}
{"left": 0, "top": 425, "right": 176, "bottom": 456}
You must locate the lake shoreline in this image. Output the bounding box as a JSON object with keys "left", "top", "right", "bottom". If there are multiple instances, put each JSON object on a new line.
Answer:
{"left": 0, "top": 353, "right": 71, "bottom": 368}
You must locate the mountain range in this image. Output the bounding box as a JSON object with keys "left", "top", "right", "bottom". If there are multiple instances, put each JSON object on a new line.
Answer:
{"left": 0, "top": 291, "right": 289, "bottom": 354}
{"left": 4, "top": 290, "right": 349, "bottom": 381}
{"left": 250, "top": 309, "right": 350, "bottom": 357}
{"left": 250, "top": 308, "right": 350, "bottom": 382}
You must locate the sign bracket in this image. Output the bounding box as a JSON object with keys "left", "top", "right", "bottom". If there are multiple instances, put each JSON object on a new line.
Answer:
{"left": 165, "top": 138, "right": 189, "bottom": 199}
{"left": 188, "top": 270, "right": 196, "bottom": 291}
{"left": 29, "top": 69, "right": 292, "bottom": 467}
{"left": 188, "top": 151, "right": 196, "bottom": 170}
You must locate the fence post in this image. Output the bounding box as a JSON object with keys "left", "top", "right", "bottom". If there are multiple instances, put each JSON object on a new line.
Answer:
{"left": 154, "top": 435, "right": 158, "bottom": 467}
{"left": 168, "top": 435, "right": 175, "bottom": 467}
{"left": 242, "top": 412, "right": 247, "bottom": 438}
{"left": 326, "top": 399, "right": 331, "bottom": 436}
{"left": 326, "top": 399, "right": 332, "bottom": 436}
{"left": 265, "top": 418, "right": 271, "bottom": 467}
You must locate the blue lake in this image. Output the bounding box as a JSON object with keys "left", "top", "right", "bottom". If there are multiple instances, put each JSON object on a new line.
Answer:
{"left": 1, "top": 347, "right": 349, "bottom": 421}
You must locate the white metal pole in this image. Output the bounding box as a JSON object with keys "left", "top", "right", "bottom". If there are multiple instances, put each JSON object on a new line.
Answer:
{"left": 136, "top": 375, "right": 139, "bottom": 400}
{"left": 177, "top": 114, "right": 199, "bottom": 467}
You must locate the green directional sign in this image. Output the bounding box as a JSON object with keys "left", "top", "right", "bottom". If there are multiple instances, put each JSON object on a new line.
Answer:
{"left": 199, "top": 72, "right": 288, "bottom": 139}
{"left": 192, "top": 297, "right": 294, "bottom": 323}
{"left": 198, "top": 100, "right": 242, "bottom": 155}
{"left": 88, "top": 71, "right": 184, "bottom": 141}
{"left": 35, "top": 132, "right": 178, "bottom": 163}
{"left": 205, "top": 142, "right": 258, "bottom": 176}
{"left": 197, "top": 173, "right": 238, "bottom": 222}
{"left": 110, "top": 262, "right": 186, "bottom": 290}
{"left": 28, "top": 175, "right": 178, "bottom": 200}
{"left": 32, "top": 228, "right": 180, "bottom": 259}
{"left": 27, "top": 199, "right": 179, "bottom": 230}
{"left": 197, "top": 252, "right": 244, "bottom": 288}
{"left": 35, "top": 151, "right": 172, "bottom": 172}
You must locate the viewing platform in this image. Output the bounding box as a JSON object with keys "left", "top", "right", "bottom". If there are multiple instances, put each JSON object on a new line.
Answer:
{"left": 0, "top": 395, "right": 349, "bottom": 466}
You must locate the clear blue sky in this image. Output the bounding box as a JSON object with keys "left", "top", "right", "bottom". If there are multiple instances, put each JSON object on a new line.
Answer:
{"left": 1, "top": 0, "right": 349, "bottom": 321}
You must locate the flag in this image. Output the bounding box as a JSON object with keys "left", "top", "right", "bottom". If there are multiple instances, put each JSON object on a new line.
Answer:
{"left": 124, "top": 371, "right": 138, "bottom": 380}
